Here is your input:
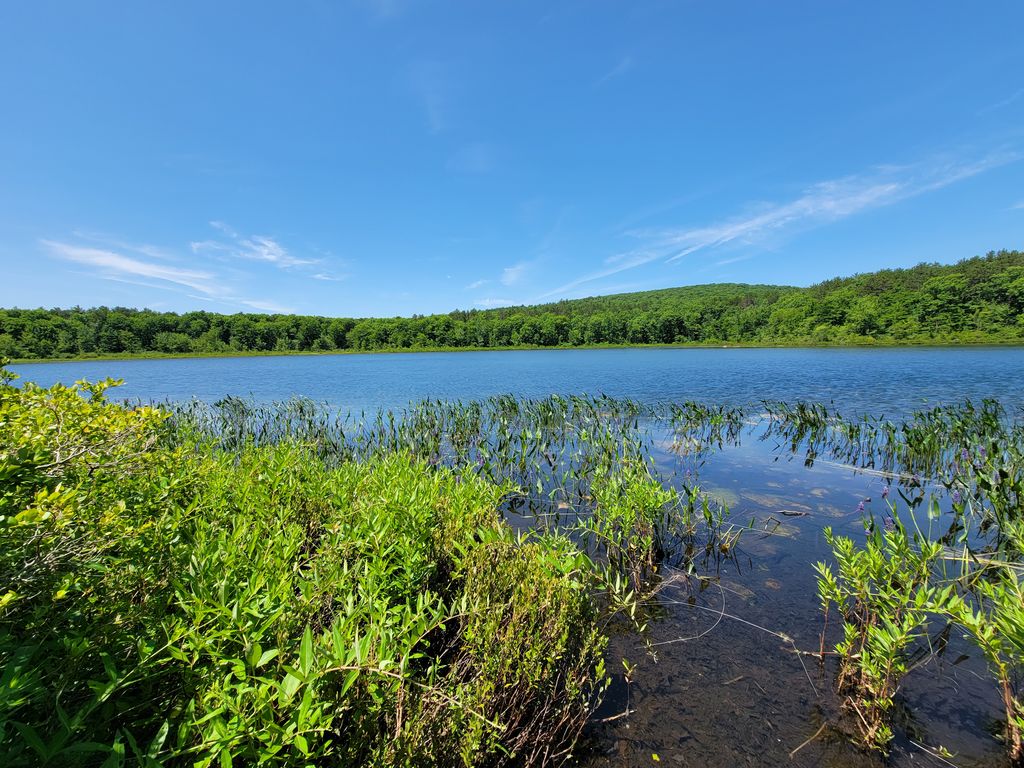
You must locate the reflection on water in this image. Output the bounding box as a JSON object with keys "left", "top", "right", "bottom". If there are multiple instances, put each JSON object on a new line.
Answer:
{"left": 579, "top": 426, "right": 1008, "bottom": 768}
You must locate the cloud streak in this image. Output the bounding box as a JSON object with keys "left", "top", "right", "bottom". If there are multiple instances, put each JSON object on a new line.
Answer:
{"left": 979, "top": 87, "right": 1024, "bottom": 114}
{"left": 474, "top": 297, "right": 517, "bottom": 308}
{"left": 448, "top": 142, "right": 495, "bottom": 174}
{"left": 43, "top": 239, "right": 295, "bottom": 313}
{"left": 501, "top": 261, "right": 532, "bottom": 287}
{"left": 44, "top": 241, "right": 218, "bottom": 295}
{"left": 191, "top": 223, "right": 318, "bottom": 269}
{"left": 593, "top": 56, "right": 633, "bottom": 88}
{"left": 538, "top": 150, "right": 1019, "bottom": 299}
{"left": 409, "top": 61, "right": 452, "bottom": 134}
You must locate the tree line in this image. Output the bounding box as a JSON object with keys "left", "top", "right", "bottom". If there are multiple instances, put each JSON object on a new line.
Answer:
{"left": 3, "top": 250, "right": 1023, "bottom": 359}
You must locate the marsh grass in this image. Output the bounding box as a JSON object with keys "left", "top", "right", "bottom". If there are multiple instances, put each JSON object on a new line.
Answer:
{"left": 789, "top": 403, "right": 1024, "bottom": 762}
{"left": 1, "top": 365, "right": 749, "bottom": 766}
{"left": 9, "top": 357, "right": 1021, "bottom": 765}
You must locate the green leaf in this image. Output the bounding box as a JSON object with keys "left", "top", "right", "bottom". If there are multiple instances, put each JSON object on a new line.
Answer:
{"left": 256, "top": 649, "right": 279, "bottom": 669}
{"left": 299, "top": 625, "right": 313, "bottom": 677}
{"left": 13, "top": 722, "right": 48, "bottom": 759}
{"left": 147, "top": 720, "right": 170, "bottom": 760}
{"left": 339, "top": 669, "right": 360, "bottom": 698}
{"left": 281, "top": 671, "right": 302, "bottom": 702}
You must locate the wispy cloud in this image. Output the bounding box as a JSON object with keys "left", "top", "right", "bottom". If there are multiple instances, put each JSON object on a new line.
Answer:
{"left": 538, "top": 150, "right": 1019, "bottom": 299}
{"left": 501, "top": 261, "right": 532, "bottom": 287}
{"left": 191, "top": 223, "right": 318, "bottom": 269}
{"left": 655, "top": 179, "right": 903, "bottom": 265}
{"left": 593, "top": 55, "right": 633, "bottom": 88}
{"left": 358, "top": 0, "right": 405, "bottom": 19}
{"left": 1011, "top": 199, "right": 1024, "bottom": 210}
{"left": 44, "top": 241, "right": 219, "bottom": 295}
{"left": 208, "top": 220, "right": 238, "bottom": 238}
{"left": 409, "top": 61, "right": 452, "bottom": 134}
{"left": 70, "top": 231, "right": 182, "bottom": 262}
{"left": 238, "top": 236, "right": 318, "bottom": 268}
{"left": 235, "top": 298, "right": 294, "bottom": 313}
{"left": 43, "top": 238, "right": 295, "bottom": 313}
{"left": 715, "top": 254, "right": 754, "bottom": 267}
{"left": 465, "top": 278, "right": 489, "bottom": 290}
{"left": 448, "top": 142, "right": 496, "bottom": 174}
{"left": 312, "top": 272, "right": 345, "bottom": 281}
{"left": 474, "top": 297, "right": 517, "bottom": 308}
{"left": 979, "top": 87, "right": 1024, "bottom": 114}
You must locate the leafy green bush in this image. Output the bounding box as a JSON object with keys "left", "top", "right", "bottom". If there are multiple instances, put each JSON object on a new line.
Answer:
{"left": 0, "top": 365, "right": 613, "bottom": 766}
{"left": 944, "top": 562, "right": 1024, "bottom": 762}
{"left": 816, "top": 522, "right": 944, "bottom": 750}
{"left": 584, "top": 461, "right": 676, "bottom": 591}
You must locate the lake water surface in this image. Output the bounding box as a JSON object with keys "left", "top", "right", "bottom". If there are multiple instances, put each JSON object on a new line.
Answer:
{"left": 10, "top": 347, "right": 1024, "bottom": 767}
{"left": 11, "top": 346, "right": 1024, "bottom": 416}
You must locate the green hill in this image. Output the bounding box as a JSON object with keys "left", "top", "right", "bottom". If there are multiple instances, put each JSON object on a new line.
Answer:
{"left": 3, "top": 250, "right": 1023, "bottom": 360}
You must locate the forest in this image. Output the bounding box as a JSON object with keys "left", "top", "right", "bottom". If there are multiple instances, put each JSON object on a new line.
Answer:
{"left": 2, "top": 250, "right": 1023, "bottom": 360}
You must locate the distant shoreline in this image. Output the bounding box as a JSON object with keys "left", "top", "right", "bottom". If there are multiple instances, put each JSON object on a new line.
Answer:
{"left": 10, "top": 338, "right": 1024, "bottom": 365}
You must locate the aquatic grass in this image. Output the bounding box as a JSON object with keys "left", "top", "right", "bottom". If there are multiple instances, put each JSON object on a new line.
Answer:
{"left": 1, "top": 364, "right": 642, "bottom": 766}
{"left": 3, "top": 362, "right": 755, "bottom": 766}
{"left": 810, "top": 402, "right": 1024, "bottom": 761}
{"left": 815, "top": 518, "right": 947, "bottom": 750}
{"left": 16, "top": 353, "right": 1024, "bottom": 763}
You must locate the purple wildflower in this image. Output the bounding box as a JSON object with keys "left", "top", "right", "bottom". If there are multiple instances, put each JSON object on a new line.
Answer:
{"left": 961, "top": 448, "right": 969, "bottom": 462}
{"left": 952, "top": 490, "right": 962, "bottom": 505}
{"left": 980, "top": 446, "right": 988, "bottom": 458}
{"left": 884, "top": 516, "right": 896, "bottom": 532}
{"left": 856, "top": 501, "right": 866, "bottom": 513}
{"left": 881, "top": 485, "right": 890, "bottom": 499}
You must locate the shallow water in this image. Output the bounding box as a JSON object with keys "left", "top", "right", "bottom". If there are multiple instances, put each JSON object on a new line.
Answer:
{"left": 579, "top": 428, "right": 1008, "bottom": 767}
{"left": 9, "top": 347, "right": 1022, "bottom": 765}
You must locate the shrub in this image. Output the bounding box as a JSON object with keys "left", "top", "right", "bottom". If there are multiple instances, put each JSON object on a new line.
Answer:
{"left": 0, "top": 365, "right": 611, "bottom": 766}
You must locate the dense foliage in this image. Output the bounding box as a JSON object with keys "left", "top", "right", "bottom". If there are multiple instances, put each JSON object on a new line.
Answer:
{"left": 0, "top": 370, "right": 636, "bottom": 766}
{"left": 3, "top": 250, "right": 1023, "bottom": 359}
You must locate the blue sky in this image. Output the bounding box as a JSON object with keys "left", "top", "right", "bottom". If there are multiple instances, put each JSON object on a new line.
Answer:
{"left": 1, "top": 2, "right": 1022, "bottom": 317}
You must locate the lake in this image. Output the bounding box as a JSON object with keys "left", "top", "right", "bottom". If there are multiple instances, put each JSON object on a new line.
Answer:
{"left": 11, "top": 346, "right": 1024, "bottom": 416}
{"left": 9, "top": 346, "right": 1024, "bottom": 766}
